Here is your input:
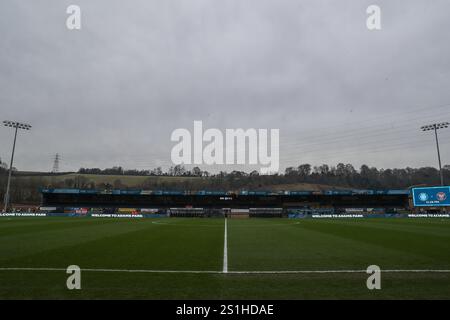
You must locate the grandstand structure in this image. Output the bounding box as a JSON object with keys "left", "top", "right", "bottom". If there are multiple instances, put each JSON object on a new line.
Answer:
{"left": 40, "top": 188, "right": 412, "bottom": 217}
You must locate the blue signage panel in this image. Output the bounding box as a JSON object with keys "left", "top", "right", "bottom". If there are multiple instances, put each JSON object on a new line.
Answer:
{"left": 412, "top": 186, "right": 450, "bottom": 207}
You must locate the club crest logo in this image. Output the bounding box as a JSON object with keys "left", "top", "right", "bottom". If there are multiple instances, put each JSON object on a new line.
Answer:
{"left": 436, "top": 192, "right": 447, "bottom": 201}
{"left": 418, "top": 193, "right": 428, "bottom": 202}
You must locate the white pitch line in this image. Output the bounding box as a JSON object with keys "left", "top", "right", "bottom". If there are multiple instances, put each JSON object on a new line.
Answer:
{"left": 223, "top": 218, "right": 228, "bottom": 273}
{"left": 225, "top": 269, "right": 450, "bottom": 274}
{"left": 0, "top": 267, "right": 221, "bottom": 274}
{"left": 1, "top": 267, "right": 450, "bottom": 274}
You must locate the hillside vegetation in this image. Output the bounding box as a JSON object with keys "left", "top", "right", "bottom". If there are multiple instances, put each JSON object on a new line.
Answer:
{"left": 0, "top": 172, "right": 345, "bottom": 205}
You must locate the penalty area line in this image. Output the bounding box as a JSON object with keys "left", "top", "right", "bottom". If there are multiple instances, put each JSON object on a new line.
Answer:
{"left": 0, "top": 268, "right": 450, "bottom": 274}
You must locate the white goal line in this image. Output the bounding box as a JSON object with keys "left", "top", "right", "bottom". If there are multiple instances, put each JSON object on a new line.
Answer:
{"left": 0, "top": 267, "right": 449, "bottom": 274}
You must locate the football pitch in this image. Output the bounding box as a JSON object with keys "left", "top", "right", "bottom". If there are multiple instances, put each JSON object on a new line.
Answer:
{"left": 0, "top": 217, "right": 450, "bottom": 299}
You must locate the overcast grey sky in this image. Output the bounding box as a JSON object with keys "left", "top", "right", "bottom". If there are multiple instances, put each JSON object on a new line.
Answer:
{"left": 1, "top": 0, "right": 450, "bottom": 173}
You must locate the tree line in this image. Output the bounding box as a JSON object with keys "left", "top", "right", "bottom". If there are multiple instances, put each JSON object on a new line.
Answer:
{"left": 77, "top": 163, "right": 450, "bottom": 189}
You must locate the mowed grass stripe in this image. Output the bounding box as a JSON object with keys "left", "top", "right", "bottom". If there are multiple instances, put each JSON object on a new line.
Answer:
{"left": 295, "top": 219, "right": 450, "bottom": 268}
{"left": 0, "top": 217, "right": 95, "bottom": 231}
{"left": 228, "top": 219, "right": 450, "bottom": 271}
{"left": 0, "top": 219, "right": 160, "bottom": 262}
{"left": 298, "top": 219, "right": 450, "bottom": 265}
{"left": 0, "top": 218, "right": 125, "bottom": 238}
{"left": 311, "top": 219, "right": 450, "bottom": 239}
{"left": 1, "top": 270, "right": 450, "bottom": 299}
{"left": 229, "top": 219, "right": 373, "bottom": 270}
{"left": 1, "top": 218, "right": 224, "bottom": 271}
{"left": 290, "top": 222, "right": 437, "bottom": 269}
{"left": 228, "top": 219, "right": 380, "bottom": 270}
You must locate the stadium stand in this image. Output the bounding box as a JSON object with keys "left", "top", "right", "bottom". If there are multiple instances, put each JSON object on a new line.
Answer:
{"left": 40, "top": 188, "right": 411, "bottom": 217}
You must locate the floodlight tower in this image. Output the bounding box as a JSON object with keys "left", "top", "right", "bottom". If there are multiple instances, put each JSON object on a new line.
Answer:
{"left": 420, "top": 122, "right": 449, "bottom": 186}
{"left": 2, "top": 121, "right": 32, "bottom": 212}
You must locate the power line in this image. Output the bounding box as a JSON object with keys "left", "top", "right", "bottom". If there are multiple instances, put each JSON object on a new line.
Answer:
{"left": 280, "top": 109, "right": 450, "bottom": 149}
{"left": 52, "top": 153, "right": 60, "bottom": 173}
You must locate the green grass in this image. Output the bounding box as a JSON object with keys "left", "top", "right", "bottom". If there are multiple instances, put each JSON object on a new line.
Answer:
{"left": 0, "top": 217, "right": 450, "bottom": 299}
